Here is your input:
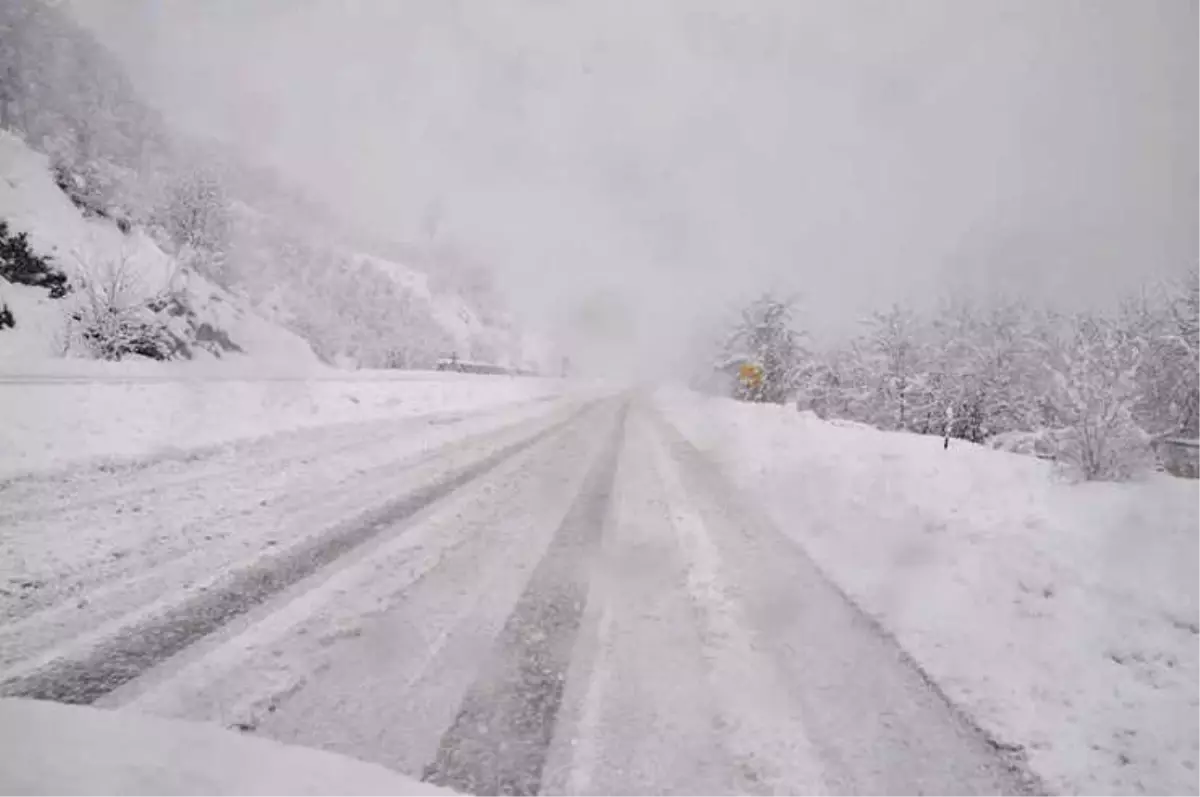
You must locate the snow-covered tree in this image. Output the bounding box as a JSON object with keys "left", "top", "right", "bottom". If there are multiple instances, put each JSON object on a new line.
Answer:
{"left": 862, "top": 304, "right": 931, "bottom": 431}
{"left": 924, "top": 299, "right": 1044, "bottom": 442}
{"left": 1167, "top": 273, "right": 1199, "bottom": 435}
{"left": 722, "top": 293, "right": 806, "bottom": 404}
{"left": 156, "top": 169, "right": 231, "bottom": 282}
{"left": 1040, "top": 313, "right": 1153, "bottom": 480}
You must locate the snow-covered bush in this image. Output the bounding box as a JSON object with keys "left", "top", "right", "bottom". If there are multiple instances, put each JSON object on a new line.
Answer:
{"left": 1039, "top": 314, "right": 1154, "bottom": 480}
{"left": 0, "top": 219, "right": 69, "bottom": 298}
{"left": 66, "top": 254, "right": 177, "bottom": 361}
{"left": 987, "top": 428, "right": 1071, "bottom": 460}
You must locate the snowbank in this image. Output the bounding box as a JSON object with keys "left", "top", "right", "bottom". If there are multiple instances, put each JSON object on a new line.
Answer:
{"left": 0, "top": 368, "right": 566, "bottom": 479}
{"left": 0, "top": 698, "right": 452, "bottom": 795}
{"left": 657, "top": 388, "right": 1198, "bottom": 796}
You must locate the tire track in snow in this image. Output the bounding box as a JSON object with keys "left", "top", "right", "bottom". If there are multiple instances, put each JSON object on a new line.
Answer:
{"left": 421, "top": 403, "right": 627, "bottom": 796}
{"left": 0, "top": 397, "right": 557, "bottom": 523}
{"left": 0, "top": 404, "right": 597, "bottom": 705}
{"left": 648, "top": 407, "right": 1044, "bottom": 795}
{"left": 0, "top": 400, "right": 570, "bottom": 663}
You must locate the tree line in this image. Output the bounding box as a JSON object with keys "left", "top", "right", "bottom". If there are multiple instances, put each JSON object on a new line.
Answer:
{"left": 716, "top": 272, "right": 1198, "bottom": 480}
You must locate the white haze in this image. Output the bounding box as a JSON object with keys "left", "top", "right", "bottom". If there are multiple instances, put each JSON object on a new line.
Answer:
{"left": 70, "top": 0, "right": 1197, "bottom": 378}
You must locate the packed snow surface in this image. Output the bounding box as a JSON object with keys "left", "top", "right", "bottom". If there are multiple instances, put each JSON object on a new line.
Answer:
{"left": 656, "top": 387, "right": 1198, "bottom": 796}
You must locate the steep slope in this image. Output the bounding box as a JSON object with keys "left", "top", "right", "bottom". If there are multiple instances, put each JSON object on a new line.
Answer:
{"left": 0, "top": 130, "right": 320, "bottom": 367}
{"left": 0, "top": 0, "right": 536, "bottom": 371}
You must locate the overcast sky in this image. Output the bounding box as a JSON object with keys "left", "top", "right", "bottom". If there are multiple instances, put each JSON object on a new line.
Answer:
{"left": 70, "top": 0, "right": 1196, "bottom": 372}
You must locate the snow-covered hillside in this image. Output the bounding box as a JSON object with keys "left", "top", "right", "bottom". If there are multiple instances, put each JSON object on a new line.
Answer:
{"left": 658, "top": 389, "right": 1198, "bottom": 795}
{"left": 353, "top": 252, "right": 518, "bottom": 366}
{"left": 0, "top": 131, "right": 320, "bottom": 368}
{"left": 0, "top": 0, "right": 541, "bottom": 374}
{"left": 219, "top": 199, "right": 543, "bottom": 372}
{"left": 0, "top": 128, "right": 538, "bottom": 374}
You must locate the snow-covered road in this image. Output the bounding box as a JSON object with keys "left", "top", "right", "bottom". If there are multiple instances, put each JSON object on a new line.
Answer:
{"left": 1, "top": 394, "right": 1040, "bottom": 794}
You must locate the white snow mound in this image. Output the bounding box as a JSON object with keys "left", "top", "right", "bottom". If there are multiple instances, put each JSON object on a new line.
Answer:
{"left": 0, "top": 698, "right": 454, "bottom": 795}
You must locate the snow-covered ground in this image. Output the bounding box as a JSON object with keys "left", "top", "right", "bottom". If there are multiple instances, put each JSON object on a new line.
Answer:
{"left": 0, "top": 364, "right": 567, "bottom": 479}
{"left": 656, "top": 388, "right": 1199, "bottom": 796}
{"left": 0, "top": 698, "right": 453, "bottom": 795}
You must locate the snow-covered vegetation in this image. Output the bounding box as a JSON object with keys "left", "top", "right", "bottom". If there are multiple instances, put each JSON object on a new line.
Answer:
{"left": 0, "top": 129, "right": 322, "bottom": 366}
{"left": 0, "top": 0, "right": 529, "bottom": 371}
{"left": 715, "top": 283, "right": 1199, "bottom": 480}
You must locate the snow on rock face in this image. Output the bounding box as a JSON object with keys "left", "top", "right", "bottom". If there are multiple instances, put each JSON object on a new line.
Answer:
{"left": 0, "top": 698, "right": 455, "bottom": 795}
{"left": 657, "top": 388, "right": 1199, "bottom": 796}
{"left": 0, "top": 130, "right": 320, "bottom": 368}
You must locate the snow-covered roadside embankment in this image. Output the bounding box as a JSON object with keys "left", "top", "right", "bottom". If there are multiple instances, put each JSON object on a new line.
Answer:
{"left": 0, "top": 368, "right": 566, "bottom": 479}
{"left": 655, "top": 388, "right": 1198, "bottom": 796}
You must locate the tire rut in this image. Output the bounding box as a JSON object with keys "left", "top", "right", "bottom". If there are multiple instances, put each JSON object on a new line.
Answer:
{"left": 421, "top": 402, "right": 628, "bottom": 796}
{"left": 0, "top": 403, "right": 597, "bottom": 705}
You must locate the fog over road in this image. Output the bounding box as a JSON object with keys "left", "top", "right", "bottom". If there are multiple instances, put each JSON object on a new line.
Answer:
{"left": 0, "top": 393, "right": 1038, "bottom": 795}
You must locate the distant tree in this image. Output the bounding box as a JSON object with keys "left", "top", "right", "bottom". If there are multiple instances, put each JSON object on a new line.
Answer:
{"left": 0, "top": 27, "right": 17, "bottom": 130}
{"left": 1160, "top": 268, "right": 1199, "bottom": 437}
{"left": 723, "top": 294, "right": 806, "bottom": 404}
{"left": 157, "top": 169, "right": 231, "bottom": 281}
{"left": 863, "top": 304, "right": 928, "bottom": 430}
{"left": 923, "top": 298, "right": 1043, "bottom": 442}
